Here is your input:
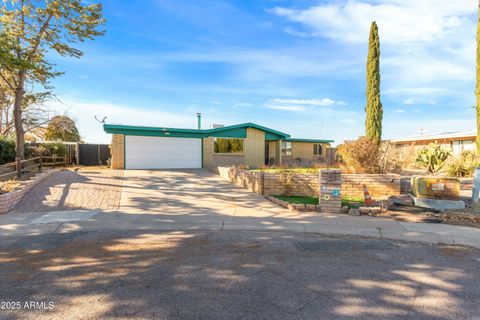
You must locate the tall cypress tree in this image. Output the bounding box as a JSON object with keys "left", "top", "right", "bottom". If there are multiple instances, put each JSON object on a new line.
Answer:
{"left": 365, "top": 21, "right": 383, "bottom": 144}
{"left": 476, "top": 1, "right": 480, "bottom": 153}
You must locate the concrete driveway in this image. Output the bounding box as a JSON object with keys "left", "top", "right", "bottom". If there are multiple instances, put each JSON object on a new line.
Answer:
{"left": 119, "top": 168, "right": 296, "bottom": 218}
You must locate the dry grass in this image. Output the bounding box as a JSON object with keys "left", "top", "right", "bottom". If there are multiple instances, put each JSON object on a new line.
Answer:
{"left": 0, "top": 179, "right": 20, "bottom": 194}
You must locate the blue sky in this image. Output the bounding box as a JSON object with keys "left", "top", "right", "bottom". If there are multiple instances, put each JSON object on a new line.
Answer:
{"left": 48, "top": 0, "right": 477, "bottom": 144}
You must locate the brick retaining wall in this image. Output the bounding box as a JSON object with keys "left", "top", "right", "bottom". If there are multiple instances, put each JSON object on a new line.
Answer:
{"left": 264, "top": 173, "right": 318, "bottom": 197}
{"left": 217, "top": 166, "right": 264, "bottom": 195}
{"left": 217, "top": 167, "right": 401, "bottom": 200}
{"left": 342, "top": 174, "right": 401, "bottom": 200}
{"left": 0, "top": 169, "right": 61, "bottom": 214}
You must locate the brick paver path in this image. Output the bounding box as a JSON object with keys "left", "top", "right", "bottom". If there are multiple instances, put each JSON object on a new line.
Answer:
{"left": 12, "top": 169, "right": 124, "bottom": 213}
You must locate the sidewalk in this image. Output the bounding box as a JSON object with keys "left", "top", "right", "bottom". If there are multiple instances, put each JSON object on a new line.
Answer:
{"left": 0, "top": 209, "right": 479, "bottom": 249}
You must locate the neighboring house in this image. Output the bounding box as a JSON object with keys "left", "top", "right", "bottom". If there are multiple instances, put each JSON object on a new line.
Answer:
{"left": 103, "top": 122, "right": 334, "bottom": 169}
{"left": 391, "top": 130, "right": 477, "bottom": 156}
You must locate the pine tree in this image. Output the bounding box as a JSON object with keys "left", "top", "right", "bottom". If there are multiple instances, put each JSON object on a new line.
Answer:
{"left": 476, "top": 1, "right": 480, "bottom": 153}
{"left": 365, "top": 21, "right": 383, "bottom": 144}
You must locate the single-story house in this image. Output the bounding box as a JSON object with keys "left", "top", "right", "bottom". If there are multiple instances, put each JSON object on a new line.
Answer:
{"left": 103, "top": 122, "right": 334, "bottom": 169}
{"left": 391, "top": 130, "right": 476, "bottom": 156}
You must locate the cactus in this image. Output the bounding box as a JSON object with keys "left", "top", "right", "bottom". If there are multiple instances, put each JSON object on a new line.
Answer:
{"left": 415, "top": 144, "right": 451, "bottom": 173}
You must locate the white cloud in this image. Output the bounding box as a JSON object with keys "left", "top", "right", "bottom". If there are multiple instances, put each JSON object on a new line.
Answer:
{"left": 284, "top": 27, "right": 310, "bottom": 38}
{"left": 266, "top": 105, "right": 306, "bottom": 112}
{"left": 272, "top": 0, "right": 475, "bottom": 44}
{"left": 272, "top": 1, "right": 476, "bottom": 102}
{"left": 233, "top": 102, "right": 253, "bottom": 107}
{"left": 271, "top": 98, "right": 346, "bottom": 107}
{"left": 265, "top": 97, "right": 347, "bottom": 112}
{"left": 211, "top": 99, "right": 224, "bottom": 105}
{"left": 341, "top": 119, "right": 356, "bottom": 124}
{"left": 393, "top": 109, "right": 405, "bottom": 113}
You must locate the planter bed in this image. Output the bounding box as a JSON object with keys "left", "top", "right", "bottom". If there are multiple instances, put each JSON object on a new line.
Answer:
{"left": 272, "top": 195, "right": 365, "bottom": 208}
{"left": 0, "top": 169, "right": 62, "bottom": 214}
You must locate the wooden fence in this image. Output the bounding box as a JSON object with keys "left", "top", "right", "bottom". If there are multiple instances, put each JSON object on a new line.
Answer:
{"left": 0, "top": 156, "right": 68, "bottom": 181}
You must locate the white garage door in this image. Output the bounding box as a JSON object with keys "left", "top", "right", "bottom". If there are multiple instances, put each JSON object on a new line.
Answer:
{"left": 125, "top": 136, "right": 202, "bottom": 169}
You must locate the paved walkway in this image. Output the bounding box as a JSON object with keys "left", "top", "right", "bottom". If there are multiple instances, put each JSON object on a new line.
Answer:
{"left": 11, "top": 169, "right": 123, "bottom": 213}
{"left": 0, "top": 169, "right": 479, "bottom": 249}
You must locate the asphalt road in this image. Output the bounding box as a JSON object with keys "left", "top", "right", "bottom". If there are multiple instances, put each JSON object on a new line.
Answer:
{"left": 0, "top": 230, "right": 479, "bottom": 320}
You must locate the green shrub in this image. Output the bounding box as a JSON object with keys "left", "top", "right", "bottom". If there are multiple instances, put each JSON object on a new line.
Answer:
{"left": 37, "top": 142, "right": 68, "bottom": 157}
{"left": 415, "top": 144, "right": 451, "bottom": 173}
{"left": 444, "top": 151, "right": 480, "bottom": 177}
{"left": 0, "top": 138, "right": 16, "bottom": 165}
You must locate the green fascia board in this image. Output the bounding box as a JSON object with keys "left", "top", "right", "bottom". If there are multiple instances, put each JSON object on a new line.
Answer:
{"left": 207, "top": 127, "right": 246, "bottom": 138}
{"left": 207, "top": 122, "right": 290, "bottom": 140}
{"left": 104, "top": 124, "right": 207, "bottom": 138}
{"left": 265, "top": 132, "right": 283, "bottom": 141}
{"left": 104, "top": 122, "right": 291, "bottom": 140}
{"left": 285, "top": 138, "right": 334, "bottom": 143}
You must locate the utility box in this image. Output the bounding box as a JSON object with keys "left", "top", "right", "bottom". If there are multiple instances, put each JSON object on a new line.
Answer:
{"left": 411, "top": 176, "right": 460, "bottom": 201}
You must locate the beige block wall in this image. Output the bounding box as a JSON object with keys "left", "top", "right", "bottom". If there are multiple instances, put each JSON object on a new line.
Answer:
{"left": 244, "top": 128, "right": 265, "bottom": 167}
{"left": 203, "top": 137, "right": 214, "bottom": 167}
{"left": 111, "top": 134, "right": 125, "bottom": 169}
{"left": 291, "top": 142, "right": 328, "bottom": 158}
{"left": 212, "top": 154, "right": 245, "bottom": 166}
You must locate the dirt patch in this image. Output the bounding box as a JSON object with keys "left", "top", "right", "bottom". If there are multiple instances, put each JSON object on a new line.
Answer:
{"left": 439, "top": 208, "right": 480, "bottom": 228}
{"left": 438, "top": 245, "right": 476, "bottom": 257}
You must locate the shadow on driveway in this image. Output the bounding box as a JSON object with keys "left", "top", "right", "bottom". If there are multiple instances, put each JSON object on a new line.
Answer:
{"left": 0, "top": 230, "right": 479, "bottom": 320}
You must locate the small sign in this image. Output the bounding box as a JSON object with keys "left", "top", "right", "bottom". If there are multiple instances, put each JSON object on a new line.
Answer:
{"left": 332, "top": 189, "right": 340, "bottom": 197}
{"left": 323, "top": 195, "right": 331, "bottom": 201}
{"left": 431, "top": 183, "right": 444, "bottom": 191}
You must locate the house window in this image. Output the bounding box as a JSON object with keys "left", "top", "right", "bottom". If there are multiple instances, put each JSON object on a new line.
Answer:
{"left": 214, "top": 138, "right": 244, "bottom": 153}
{"left": 314, "top": 144, "right": 323, "bottom": 156}
{"left": 281, "top": 141, "right": 292, "bottom": 156}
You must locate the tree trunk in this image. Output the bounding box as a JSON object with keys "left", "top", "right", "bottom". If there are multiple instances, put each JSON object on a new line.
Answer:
{"left": 13, "top": 72, "right": 26, "bottom": 160}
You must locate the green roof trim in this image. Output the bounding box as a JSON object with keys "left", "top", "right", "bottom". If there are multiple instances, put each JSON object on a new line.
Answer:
{"left": 103, "top": 123, "right": 334, "bottom": 143}
{"left": 285, "top": 138, "right": 334, "bottom": 143}
{"left": 207, "top": 123, "right": 290, "bottom": 140}
{"left": 103, "top": 122, "right": 291, "bottom": 140}
{"left": 103, "top": 124, "right": 207, "bottom": 138}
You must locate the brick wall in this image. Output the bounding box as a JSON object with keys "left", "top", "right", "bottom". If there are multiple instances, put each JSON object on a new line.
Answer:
{"left": 319, "top": 170, "right": 342, "bottom": 213}
{"left": 225, "top": 169, "right": 400, "bottom": 199}
{"left": 342, "top": 174, "right": 401, "bottom": 200}
{"left": 216, "top": 167, "right": 401, "bottom": 213}
{"left": 203, "top": 137, "right": 214, "bottom": 167}
{"left": 217, "top": 166, "right": 264, "bottom": 194}
{"left": 281, "top": 141, "right": 328, "bottom": 166}
{"left": 0, "top": 169, "right": 61, "bottom": 214}
{"left": 244, "top": 128, "right": 265, "bottom": 167}
{"left": 292, "top": 142, "right": 315, "bottom": 158}
{"left": 264, "top": 172, "right": 318, "bottom": 196}
{"left": 111, "top": 134, "right": 125, "bottom": 169}
{"left": 213, "top": 154, "right": 245, "bottom": 167}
